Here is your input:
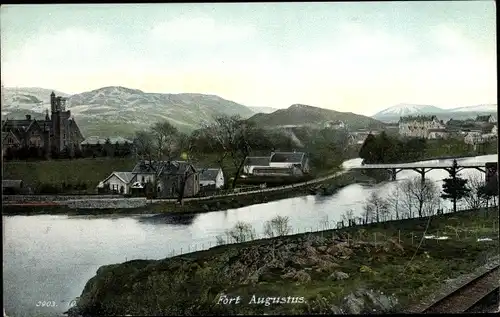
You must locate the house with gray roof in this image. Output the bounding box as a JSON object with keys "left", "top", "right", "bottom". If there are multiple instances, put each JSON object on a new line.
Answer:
{"left": 99, "top": 172, "right": 136, "bottom": 194}
{"left": 198, "top": 168, "right": 224, "bottom": 189}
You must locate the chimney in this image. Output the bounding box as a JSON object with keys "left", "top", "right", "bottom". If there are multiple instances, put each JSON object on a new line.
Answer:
{"left": 25, "top": 115, "right": 31, "bottom": 121}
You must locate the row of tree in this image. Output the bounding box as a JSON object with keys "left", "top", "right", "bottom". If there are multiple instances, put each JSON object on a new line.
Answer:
{"left": 3, "top": 141, "right": 133, "bottom": 161}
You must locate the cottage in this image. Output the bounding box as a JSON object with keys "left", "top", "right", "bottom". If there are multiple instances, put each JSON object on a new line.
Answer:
{"left": 242, "top": 156, "right": 271, "bottom": 175}
{"left": 399, "top": 115, "right": 445, "bottom": 138}
{"left": 100, "top": 172, "right": 136, "bottom": 194}
{"left": 131, "top": 160, "right": 164, "bottom": 185}
{"left": 157, "top": 161, "right": 199, "bottom": 198}
{"left": 199, "top": 168, "right": 224, "bottom": 189}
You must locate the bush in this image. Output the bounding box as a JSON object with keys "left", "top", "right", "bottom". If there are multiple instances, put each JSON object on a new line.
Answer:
{"left": 225, "top": 221, "right": 256, "bottom": 243}
{"left": 263, "top": 215, "right": 292, "bottom": 238}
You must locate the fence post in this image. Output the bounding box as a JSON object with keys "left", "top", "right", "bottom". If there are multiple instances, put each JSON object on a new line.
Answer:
{"left": 180, "top": 247, "right": 183, "bottom": 254}
{"left": 411, "top": 232, "right": 414, "bottom": 246}
{"left": 374, "top": 232, "right": 377, "bottom": 245}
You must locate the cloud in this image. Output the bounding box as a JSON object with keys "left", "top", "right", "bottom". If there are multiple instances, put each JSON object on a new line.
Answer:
{"left": 149, "top": 17, "right": 256, "bottom": 45}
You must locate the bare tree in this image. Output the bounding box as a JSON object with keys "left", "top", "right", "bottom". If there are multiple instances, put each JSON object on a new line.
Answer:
{"left": 464, "top": 173, "right": 487, "bottom": 210}
{"left": 364, "top": 192, "right": 389, "bottom": 223}
{"left": 386, "top": 186, "right": 401, "bottom": 220}
{"left": 150, "top": 121, "right": 179, "bottom": 161}
{"left": 226, "top": 221, "right": 256, "bottom": 243}
{"left": 401, "top": 177, "right": 440, "bottom": 218}
{"left": 263, "top": 215, "right": 292, "bottom": 238}
{"left": 205, "top": 115, "right": 254, "bottom": 189}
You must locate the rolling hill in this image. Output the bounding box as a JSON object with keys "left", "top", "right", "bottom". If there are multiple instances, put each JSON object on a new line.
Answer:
{"left": 2, "top": 86, "right": 256, "bottom": 137}
{"left": 247, "top": 104, "right": 386, "bottom": 130}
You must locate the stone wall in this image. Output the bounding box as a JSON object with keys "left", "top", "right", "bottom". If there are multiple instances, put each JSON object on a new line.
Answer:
{"left": 63, "top": 198, "right": 148, "bottom": 209}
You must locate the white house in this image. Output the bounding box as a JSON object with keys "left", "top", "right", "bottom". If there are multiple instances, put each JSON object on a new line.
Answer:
{"left": 199, "top": 168, "right": 224, "bottom": 189}
{"left": 399, "top": 115, "right": 445, "bottom": 138}
{"left": 99, "top": 171, "right": 136, "bottom": 194}
{"left": 325, "top": 120, "right": 346, "bottom": 130}
{"left": 491, "top": 125, "right": 497, "bottom": 135}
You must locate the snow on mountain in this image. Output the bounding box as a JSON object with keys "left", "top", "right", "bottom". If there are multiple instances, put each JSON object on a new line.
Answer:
{"left": 449, "top": 104, "right": 498, "bottom": 112}
{"left": 1, "top": 86, "right": 255, "bottom": 136}
{"left": 373, "top": 103, "right": 445, "bottom": 117}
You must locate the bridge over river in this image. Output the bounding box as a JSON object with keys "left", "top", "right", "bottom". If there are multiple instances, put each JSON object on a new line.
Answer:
{"left": 350, "top": 160, "right": 497, "bottom": 182}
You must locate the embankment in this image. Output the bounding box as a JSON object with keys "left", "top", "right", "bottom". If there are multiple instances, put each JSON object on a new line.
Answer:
{"left": 2, "top": 171, "right": 364, "bottom": 216}
{"left": 67, "top": 207, "right": 499, "bottom": 316}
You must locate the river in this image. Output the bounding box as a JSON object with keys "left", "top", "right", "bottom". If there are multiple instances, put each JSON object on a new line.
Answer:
{"left": 2, "top": 154, "right": 497, "bottom": 317}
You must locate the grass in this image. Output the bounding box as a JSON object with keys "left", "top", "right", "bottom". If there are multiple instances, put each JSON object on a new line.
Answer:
{"left": 2, "top": 157, "right": 136, "bottom": 192}
{"left": 68, "top": 207, "right": 499, "bottom": 316}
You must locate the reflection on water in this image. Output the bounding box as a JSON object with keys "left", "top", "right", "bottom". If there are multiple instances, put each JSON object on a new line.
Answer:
{"left": 3, "top": 154, "right": 497, "bottom": 317}
{"left": 137, "top": 213, "right": 198, "bottom": 226}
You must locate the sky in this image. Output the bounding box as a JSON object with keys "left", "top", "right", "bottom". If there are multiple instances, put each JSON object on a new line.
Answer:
{"left": 1, "top": 2, "right": 497, "bottom": 116}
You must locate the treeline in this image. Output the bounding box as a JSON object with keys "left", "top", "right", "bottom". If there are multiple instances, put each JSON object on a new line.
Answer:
{"left": 4, "top": 140, "right": 133, "bottom": 161}
{"left": 359, "top": 132, "right": 497, "bottom": 164}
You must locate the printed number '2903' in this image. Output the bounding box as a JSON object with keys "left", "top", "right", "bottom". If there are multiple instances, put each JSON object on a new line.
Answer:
{"left": 36, "top": 301, "right": 56, "bottom": 307}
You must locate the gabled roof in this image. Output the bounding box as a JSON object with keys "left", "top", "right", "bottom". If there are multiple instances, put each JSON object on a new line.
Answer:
{"left": 160, "top": 161, "right": 196, "bottom": 176}
{"left": 103, "top": 171, "right": 136, "bottom": 184}
{"left": 132, "top": 160, "right": 166, "bottom": 174}
{"left": 1, "top": 131, "right": 21, "bottom": 144}
{"left": 199, "top": 168, "right": 221, "bottom": 181}
{"left": 270, "top": 152, "right": 306, "bottom": 164}
{"left": 243, "top": 156, "right": 270, "bottom": 166}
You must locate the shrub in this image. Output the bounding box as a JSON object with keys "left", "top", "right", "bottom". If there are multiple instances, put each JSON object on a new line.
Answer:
{"left": 263, "top": 215, "right": 292, "bottom": 238}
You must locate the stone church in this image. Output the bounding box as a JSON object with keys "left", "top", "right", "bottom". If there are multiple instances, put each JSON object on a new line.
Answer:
{"left": 1, "top": 91, "right": 84, "bottom": 157}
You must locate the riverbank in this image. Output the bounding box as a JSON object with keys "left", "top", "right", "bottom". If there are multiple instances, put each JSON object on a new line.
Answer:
{"left": 2, "top": 170, "right": 366, "bottom": 216}
{"left": 67, "top": 207, "right": 499, "bottom": 316}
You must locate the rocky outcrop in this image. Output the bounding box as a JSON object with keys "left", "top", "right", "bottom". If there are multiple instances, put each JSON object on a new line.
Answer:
{"left": 67, "top": 231, "right": 408, "bottom": 316}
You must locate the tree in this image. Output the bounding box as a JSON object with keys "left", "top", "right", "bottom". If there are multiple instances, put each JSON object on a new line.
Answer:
{"left": 150, "top": 121, "right": 179, "bottom": 161}
{"left": 463, "top": 173, "right": 487, "bottom": 210}
{"left": 263, "top": 215, "right": 292, "bottom": 238}
{"left": 363, "top": 192, "right": 389, "bottom": 223}
{"left": 441, "top": 160, "right": 471, "bottom": 213}
{"left": 402, "top": 177, "right": 440, "bottom": 218}
{"left": 359, "top": 133, "right": 377, "bottom": 164}
{"left": 226, "top": 221, "right": 256, "bottom": 243}
{"left": 386, "top": 186, "right": 401, "bottom": 220}
{"left": 205, "top": 115, "right": 254, "bottom": 189}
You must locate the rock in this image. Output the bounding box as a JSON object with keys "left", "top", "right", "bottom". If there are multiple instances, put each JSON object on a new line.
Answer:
{"left": 329, "top": 271, "right": 349, "bottom": 280}
{"left": 294, "top": 270, "right": 311, "bottom": 284}
{"left": 329, "top": 305, "right": 343, "bottom": 314}
{"left": 317, "top": 246, "right": 327, "bottom": 252}
{"left": 359, "top": 289, "right": 399, "bottom": 312}
{"left": 342, "top": 293, "right": 365, "bottom": 314}
{"left": 202, "top": 204, "right": 209, "bottom": 211}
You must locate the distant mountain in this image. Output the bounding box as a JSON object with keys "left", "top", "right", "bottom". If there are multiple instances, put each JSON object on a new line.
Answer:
{"left": 1, "top": 86, "right": 256, "bottom": 137}
{"left": 248, "top": 104, "right": 386, "bottom": 130}
{"left": 249, "top": 106, "right": 279, "bottom": 114}
{"left": 372, "top": 103, "right": 498, "bottom": 122}
{"left": 450, "top": 104, "right": 498, "bottom": 112}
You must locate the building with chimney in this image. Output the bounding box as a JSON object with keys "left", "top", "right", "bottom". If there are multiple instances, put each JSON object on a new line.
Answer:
{"left": 2, "top": 91, "right": 84, "bottom": 157}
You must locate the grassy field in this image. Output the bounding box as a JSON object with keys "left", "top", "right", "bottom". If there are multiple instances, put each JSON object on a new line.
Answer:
{"left": 2, "top": 157, "right": 136, "bottom": 191}
{"left": 69, "top": 207, "right": 498, "bottom": 316}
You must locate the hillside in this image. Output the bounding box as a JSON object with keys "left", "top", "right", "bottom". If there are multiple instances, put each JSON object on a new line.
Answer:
{"left": 249, "top": 106, "right": 279, "bottom": 114}
{"left": 373, "top": 103, "right": 498, "bottom": 123}
{"left": 1, "top": 86, "right": 256, "bottom": 137}
{"left": 248, "top": 104, "right": 386, "bottom": 130}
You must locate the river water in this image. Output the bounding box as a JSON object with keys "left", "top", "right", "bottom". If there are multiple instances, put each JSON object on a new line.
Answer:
{"left": 3, "top": 154, "right": 497, "bottom": 317}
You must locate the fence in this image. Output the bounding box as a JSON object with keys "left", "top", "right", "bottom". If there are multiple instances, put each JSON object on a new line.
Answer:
{"left": 130, "top": 205, "right": 498, "bottom": 261}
